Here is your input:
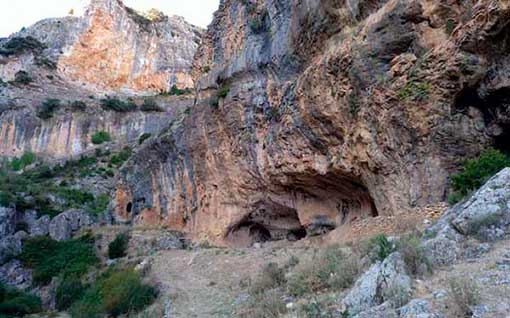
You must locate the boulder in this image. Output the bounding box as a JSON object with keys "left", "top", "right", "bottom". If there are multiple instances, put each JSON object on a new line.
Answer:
{"left": 340, "top": 253, "right": 412, "bottom": 315}
{"left": 0, "top": 259, "right": 32, "bottom": 290}
{"left": 24, "top": 210, "right": 50, "bottom": 237}
{"left": 49, "top": 209, "right": 94, "bottom": 241}
{"left": 399, "top": 299, "right": 442, "bottom": 318}
{"left": 451, "top": 168, "right": 510, "bottom": 239}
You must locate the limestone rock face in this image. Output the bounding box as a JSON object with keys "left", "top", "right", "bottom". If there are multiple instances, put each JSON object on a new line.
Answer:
{"left": 1, "top": 0, "right": 202, "bottom": 93}
{"left": 49, "top": 209, "right": 95, "bottom": 241}
{"left": 115, "top": 0, "right": 510, "bottom": 245}
{"left": 58, "top": 0, "right": 202, "bottom": 93}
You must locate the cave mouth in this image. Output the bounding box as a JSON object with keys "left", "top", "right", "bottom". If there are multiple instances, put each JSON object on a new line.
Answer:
{"left": 226, "top": 201, "right": 307, "bottom": 247}
{"left": 225, "top": 172, "right": 379, "bottom": 247}
{"left": 454, "top": 87, "right": 510, "bottom": 152}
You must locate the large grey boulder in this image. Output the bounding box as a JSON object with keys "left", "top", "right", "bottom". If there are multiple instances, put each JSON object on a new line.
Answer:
{"left": 340, "top": 252, "right": 412, "bottom": 315}
{"left": 423, "top": 168, "right": 510, "bottom": 266}
{"left": 49, "top": 209, "right": 94, "bottom": 241}
{"left": 450, "top": 168, "right": 510, "bottom": 240}
{"left": 24, "top": 210, "right": 50, "bottom": 237}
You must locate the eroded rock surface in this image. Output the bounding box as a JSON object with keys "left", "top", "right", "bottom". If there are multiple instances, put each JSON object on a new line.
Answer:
{"left": 115, "top": 0, "right": 510, "bottom": 246}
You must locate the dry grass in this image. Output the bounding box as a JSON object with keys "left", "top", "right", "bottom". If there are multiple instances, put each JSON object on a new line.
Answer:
{"left": 448, "top": 276, "right": 480, "bottom": 317}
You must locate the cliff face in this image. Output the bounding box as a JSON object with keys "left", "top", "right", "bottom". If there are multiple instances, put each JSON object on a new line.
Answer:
{"left": 58, "top": 0, "right": 202, "bottom": 93}
{"left": 0, "top": 0, "right": 200, "bottom": 159}
{"left": 1, "top": 0, "right": 201, "bottom": 93}
{"left": 116, "top": 0, "right": 510, "bottom": 246}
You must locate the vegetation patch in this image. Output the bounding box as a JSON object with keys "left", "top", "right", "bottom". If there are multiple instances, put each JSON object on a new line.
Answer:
{"left": 100, "top": 98, "right": 137, "bottom": 112}
{"left": 10, "top": 71, "right": 32, "bottom": 85}
{"left": 397, "top": 232, "right": 431, "bottom": 277}
{"left": 138, "top": 133, "right": 152, "bottom": 145}
{"left": 398, "top": 81, "right": 430, "bottom": 101}
{"left": 448, "top": 277, "right": 480, "bottom": 317}
{"left": 37, "top": 98, "right": 61, "bottom": 119}
{"left": 0, "top": 283, "right": 42, "bottom": 317}
{"left": 69, "top": 268, "right": 157, "bottom": 318}
{"left": 287, "top": 245, "right": 361, "bottom": 296}
{"left": 160, "top": 85, "right": 192, "bottom": 96}
{"left": 91, "top": 131, "right": 111, "bottom": 145}
{"left": 10, "top": 152, "right": 35, "bottom": 171}
{"left": 140, "top": 98, "right": 163, "bottom": 112}
{"left": 110, "top": 147, "right": 132, "bottom": 167}
{"left": 448, "top": 148, "right": 510, "bottom": 204}
{"left": 108, "top": 232, "right": 130, "bottom": 259}
{"left": 0, "top": 36, "right": 46, "bottom": 56}
{"left": 70, "top": 100, "right": 87, "bottom": 112}
{"left": 18, "top": 233, "right": 98, "bottom": 286}
{"left": 358, "top": 234, "right": 396, "bottom": 263}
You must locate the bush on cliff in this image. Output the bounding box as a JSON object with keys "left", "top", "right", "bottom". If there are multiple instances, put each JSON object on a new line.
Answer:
{"left": 37, "top": 98, "right": 61, "bottom": 119}
{"left": 108, "top": 232, "right": 130, "bottom": 259}
{"left": 140, "top": 98, "right": 163, "bottom": 112}
{"left": 449, "top": 148, "right": 510, "bottom": 204}
{"left": 0, "top": 36, "right": 46, "bottom": 56}
{"left": 10, "top": 152, "right": 35, "bottom": 171}
{"left": 11, "top": 71, "right": 32, "bottom": 85}
{"left": 100, "top": 98, "right": 136, "bottom": 112}
{"left": 91, "top": 131, "right": 111, "bottom": 145}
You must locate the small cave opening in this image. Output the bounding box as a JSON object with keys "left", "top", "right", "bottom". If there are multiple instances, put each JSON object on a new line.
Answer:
{"left": 454, "top": 86, "right": 510, "bottom": 152}
{"left": 126, "top": 202, "right": 133, "bottom": 213}
{"left": 226, "top": 201, "right": 307, "bottom": 247}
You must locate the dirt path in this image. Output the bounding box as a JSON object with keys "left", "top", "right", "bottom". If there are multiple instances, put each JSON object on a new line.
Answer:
{"left": 151, "top": 246, "right": 311, "bottom": 318}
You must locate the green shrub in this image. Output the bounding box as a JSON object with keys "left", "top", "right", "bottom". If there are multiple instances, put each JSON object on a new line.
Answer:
{"left": 10, "top": 152, "right": 35, "bottom": 171}
{"left": 217, "top": 85, "right": 230, "bottom": 99}
{"left": 0, "top": 36, "right": 45, "bottom": 56}
{"left": 37, "top": 98, "right": 61, "bottom": 119}
{"left": 87, "top": 194, "right": 109, "bottom": 216}
{"left": 397, "top": 232, "right": 431, "bottom": 276}
{"left": 0, "top": 283, "right": 42, "bottom": 317}
{"left": 446, "top": 19, "right": 456, "bottom": 35}
{"left": 100, "top": 98, "right": 136, "bottom": 112}
{"left": 91, "top": 131, "right": 111, "bottom": 145}
{"left": 11, "top": 71, "right": 32, "bottom": 85}
{"left": 363, "top": 234, "right": 395, "bottom": 262}
{"left": 56, "top": 278, "right": 85, "bottom": 310}
{"left": 138, "top": 133, "right": 152, "bottom": 145}
{"left": 108, "top": 232, "right": 130, "bottom": 259}
{"left": 449, "top": 148, "right": 510, "bottom": 204}
{"left": 70, "top": 268, "right": 157, "bottom": 318}
{"left": 348, "top": 92, "right": 359, "bottom": 117}
{"left": 35, "top": 57, "right": 57, "bottom": 70}
{"left": 161, "top": 84, "right": 192, "bottom": 96}
{"left": 140, "top": 99, "right": 163, "bottom": 112}
{"left": 398, "top": 81, "right": 430, "bottom": 101}
{"left": 110, "top": 147, "right": 132, "bottom": 167}
{"left": 18, "top": 234, "right": 98, "bottom": 285}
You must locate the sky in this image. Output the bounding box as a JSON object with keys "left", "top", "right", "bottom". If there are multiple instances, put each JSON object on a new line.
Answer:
{"left": 0, "top": 0, "right": 220, "bottom": 37}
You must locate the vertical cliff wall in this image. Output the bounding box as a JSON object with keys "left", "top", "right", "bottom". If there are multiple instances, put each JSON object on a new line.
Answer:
{"left": 115, "top": 0, "right": 510, "bottom": 246}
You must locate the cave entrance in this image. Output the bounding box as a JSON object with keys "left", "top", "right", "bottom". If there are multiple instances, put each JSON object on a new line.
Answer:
{"left": 454, "top": 87, "right": 510, "bottom": 152}
{"left": 226, "top": 201, "right": 307, "bottom": 247}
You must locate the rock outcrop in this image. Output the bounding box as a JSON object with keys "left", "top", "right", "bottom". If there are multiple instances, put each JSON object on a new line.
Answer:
{"left": 1, "top": 0, "right": 202, "bottom": 93}
{"left": 0, "top": 0, "right": 200, "bottom": 159}
{"left": 115, "top": 0, "right": 510, "bottom": 245}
